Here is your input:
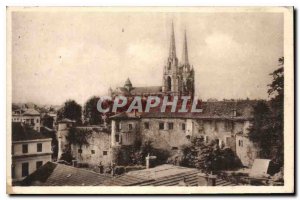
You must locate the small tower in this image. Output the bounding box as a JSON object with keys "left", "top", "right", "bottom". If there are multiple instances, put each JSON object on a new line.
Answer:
{"left": 124, "top": 78, "right": 133, "bottom": 91}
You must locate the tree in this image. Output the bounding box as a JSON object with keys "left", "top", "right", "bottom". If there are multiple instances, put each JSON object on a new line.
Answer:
{"left": 248, "top": 57, "right": 284, "bottom": 170}
{"left": 83, "top": 96, "right": 103, "bottom": 125}
{"left": 57, "top": 100, "right": 82, "bottom": 124}
{"left": 66, "top": 127, "right": 92, "bottom": 154}
{"left": 179, "top": 138, "right": 241, "bottom": 173}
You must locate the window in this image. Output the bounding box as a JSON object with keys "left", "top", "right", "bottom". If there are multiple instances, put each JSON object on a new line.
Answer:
{"left": 182, "top": 123, "right": 186, "bottom": 131}
{"left": 225, "top": 121, "right": 233, "bottom": 131}
{"left": 128, "top": 124, "right": 133, "bottom": 130}
{"left": 91, "top": 150, "right": 95, "bottom": 154}
{"left": 37, "top": 143, "right": 42, "bottom": 152}
{"left": 22, "top": 144, "right": 28, "bottom": 154}
{"left": 103, "top": 151, "right": 108, "bottom": 156}
{"left": 215, "top": 139, "right": 220, "bottom": 146}
{"left": 78, "top": 149, "right": 82, "bottom": 154}
{"left": 11, "top": 164, "right": 15, "bottom": 179}
{"left": 36, "top": 118, "right": 39, "bottom": 123}
{"left": 31, "top": 119, "right": 34, "bottom": 125}
{"left": 144, "top": 122, "right": 149, "bottom": 129}
{"left": 171, "top": 147, "right": 178, "bottom": 150}
{"left": 205, "top": 136, "right": 209, "bottom": 143}
{"left": 36, "top": 161, "right": 43, "bottom": 169}
{"left": 214, "top": 121, "right": 218, "bottom": 132}
{"left": 239, "top": 140, "right": 243, "bottom": 147}
{"left": 168, "top": 122, "right": 174, "bottom": 130}
{"left": 159, "top": 122, "right": 164, "bottom": 130}
{"left": 115, "top": 134, "right": 119, "bottom": 143}
{"left": 22, "top": 162, "right": 29, "bottom": 177}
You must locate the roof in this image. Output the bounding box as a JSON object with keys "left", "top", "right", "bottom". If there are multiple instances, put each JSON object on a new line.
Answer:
{"left": 12, "top": 108, "right": 40, "bottom": 116}
{"left": 110, "top": 100, "right": 258, "bottom": 120}
{"left": 23, "top": 108, "right": 40, "bottom": 116}
{"left": 102, "top": 164, "right": 236, "bottom": 186}
{"left": 12, "top": 122, "right": 50, "bottom": 141}
{"left": 22, "top": 162, "right": 111, "bottom": 186}
{"left": 58, "top": 118, "right": 76, "bottom": 123}
{"left": 109, "top": 112, "right": 142, "bottom": 120}
{"left": 112, "top": 86, "right": 162, "bottom": 96}
{"left": 124, "top": 78, "right": 132, "bottom": 86}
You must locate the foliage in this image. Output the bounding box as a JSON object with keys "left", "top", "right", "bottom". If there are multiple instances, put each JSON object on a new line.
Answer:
{"left": 248, "top": 57, "right": 284, "bottom": 170}
{"left": 83, "top": 96, "right": 103, "bottom": 125}
{"left": 113, "top": 140, "right": 170, "bottom": 166}
{"left": 57, "top": 100, "right": 82, "bottom": 124}
{"left": 66, "top": 127, "right": 92, "bottom": 150}
{"left": 59, "top": 146, "right": 75, "bottom": 164}
{"left": 179, "top": 137, "right": 242, "bottom": 173}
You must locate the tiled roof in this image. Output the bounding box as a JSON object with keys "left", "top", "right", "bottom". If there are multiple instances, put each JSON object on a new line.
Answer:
{"left": 22, "top": 162, "right": 111, "bottom": 186}
{"left": 110, "top": 100, "right": 258, "bottom": 120}
{"left": 23, "top": 108, "right": 40, "bottom": 116}
{"left": 12, "top": 122, "right": 49, "bottom": 141}
{"left": 113, "top": 86, "right": 162, "bottom": 96}
{"left": 101, "top": 165, "right": 237, "bottom": 186}
{"left": 130, "top": 86, "right": 162, "bottom": 94}
{"left": 109, "top": 112, "right": 142, "bottom": 120}
{"left": 12, "top": 108, "right": 40, "bottom": 116}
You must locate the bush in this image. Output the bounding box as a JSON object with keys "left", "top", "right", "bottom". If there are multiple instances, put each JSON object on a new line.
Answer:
{"left": 178, "top": 137, "right": 242, "bottom": 173}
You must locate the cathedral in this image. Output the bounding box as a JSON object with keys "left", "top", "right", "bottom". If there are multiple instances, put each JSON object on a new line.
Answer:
{"left": 110, "top": 22, "right": 195, "bottom": 98}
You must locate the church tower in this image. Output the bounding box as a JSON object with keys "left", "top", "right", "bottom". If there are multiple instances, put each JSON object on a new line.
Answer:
{"left": 162, "top": 22, "right": 180, "bottom": 95}
{"left": 180, "top": 29, "right": 195, "bottom": 97}
{"left": 162, "top": 23, "right": 195, "bottom": 97}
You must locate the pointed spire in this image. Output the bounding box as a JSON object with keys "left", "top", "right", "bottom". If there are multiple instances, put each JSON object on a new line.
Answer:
{"left": 169, "top": 21, "right": 176, "bottom": 59}
{"left": 182, "top": 29, "right": 189, "bottom": 66}
{"left": 124, "top": 78, "right": 132, "bottom": 87}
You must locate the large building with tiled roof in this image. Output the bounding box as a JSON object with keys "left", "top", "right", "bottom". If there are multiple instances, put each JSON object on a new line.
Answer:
{"left": 110, "top": 100, "right": 260, "bottom": 167}
{"left": 109, "top": 22, "right": 195, "bottom": 97}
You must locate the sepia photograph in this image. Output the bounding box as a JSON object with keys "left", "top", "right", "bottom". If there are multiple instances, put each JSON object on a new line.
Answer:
{"left": 6, "top": 7, "right": 294, "bottom": 194}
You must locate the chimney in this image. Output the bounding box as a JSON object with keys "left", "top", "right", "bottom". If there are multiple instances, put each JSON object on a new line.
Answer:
{"left": 72, "top": 159, "right": 78, "bottom": 167}
{"left": 146, "top": 154, "right": 150, "bottom": 169}
{"left": 146, "top": 154, "right": 157, "bottom": 169}
{"left": 197, "top": 173, "right": 217, "bottom": 186}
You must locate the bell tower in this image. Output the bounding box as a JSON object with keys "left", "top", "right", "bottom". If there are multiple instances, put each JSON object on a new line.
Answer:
{"left": 181, "top": 29, "right": 195, "bottom": 97}
{"left": 162, "top": 22, "right": 180, "bottom": 95}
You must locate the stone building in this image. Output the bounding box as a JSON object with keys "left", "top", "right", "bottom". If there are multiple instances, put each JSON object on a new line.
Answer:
{"left": 110, "top": 22, "right": 195, "bottom": 98}
{"left": 70, "top": 126, "right": 111, "bottom": 166}
{"left": 11, "top": 122, "right": 52, "bottom": 183}
{"left": 56, "top": 119, "right": 111, "bottom": 167}
{"left": 110, "top": 100, "right": 260, "bottom": 167}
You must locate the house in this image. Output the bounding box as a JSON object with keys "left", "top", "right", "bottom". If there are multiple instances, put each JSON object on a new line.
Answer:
{"left": 12, "top": 108, "right": 41, "bottom": 132}
{"left": 11, "top": 122, "right": 52, "bottom": 183}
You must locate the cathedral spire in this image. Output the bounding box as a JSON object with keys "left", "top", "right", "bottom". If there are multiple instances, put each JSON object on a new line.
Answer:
{"left": 182, "top": 29, "right": 189, "bottom": 66}
{"left": 169, "top": 21, "right": 176, "bottom": 59}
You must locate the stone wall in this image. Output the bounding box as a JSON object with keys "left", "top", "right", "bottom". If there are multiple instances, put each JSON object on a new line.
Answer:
{"left": 71, "top": 128, "right": 111, "bottom": 166}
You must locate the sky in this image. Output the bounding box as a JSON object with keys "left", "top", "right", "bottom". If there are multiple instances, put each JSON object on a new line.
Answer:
{"left": 11, "top": 10, "right": 283, "bottom": 106}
